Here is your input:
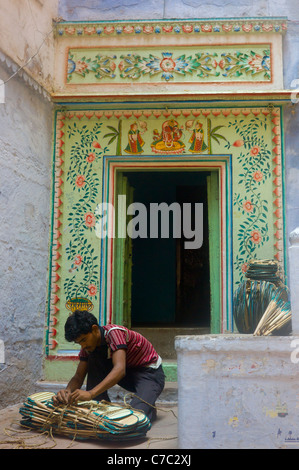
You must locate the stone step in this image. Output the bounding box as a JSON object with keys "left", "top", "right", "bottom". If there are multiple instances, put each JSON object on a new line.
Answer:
{"left": 132, "top": 326, "right": 209, "bottom": 359}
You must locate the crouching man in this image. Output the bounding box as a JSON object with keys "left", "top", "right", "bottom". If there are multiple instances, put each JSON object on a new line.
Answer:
{"left": 53, "top": 310, "right": 165, "bottom": 422}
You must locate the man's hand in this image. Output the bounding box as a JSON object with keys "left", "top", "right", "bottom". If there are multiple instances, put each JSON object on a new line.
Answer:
{"left": 53, "top": 389, "right": 71, "bottom": 406}
{"left": 69, "top": 389, "right": 92, "bottom": 404}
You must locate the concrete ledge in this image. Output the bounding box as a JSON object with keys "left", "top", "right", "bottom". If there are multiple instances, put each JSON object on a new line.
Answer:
{"left": 175, "top": 334, "right": 299, "bottom": 449}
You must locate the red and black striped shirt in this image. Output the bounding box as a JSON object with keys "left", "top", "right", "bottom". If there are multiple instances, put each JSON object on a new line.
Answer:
{"left": 79, "top": 325, "right": 159, "bottom": 368}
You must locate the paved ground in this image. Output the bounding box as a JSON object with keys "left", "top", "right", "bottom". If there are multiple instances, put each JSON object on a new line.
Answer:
{"left": 0, "top": 401, "right": 178, "bottom": 450}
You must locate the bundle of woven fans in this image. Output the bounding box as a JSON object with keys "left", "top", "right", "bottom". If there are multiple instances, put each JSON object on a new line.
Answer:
{"left": 233, "top": 259, "right": 292, "bottom": 336}
{"left": 19, "top": 392, "right": 151, "bottom": 441}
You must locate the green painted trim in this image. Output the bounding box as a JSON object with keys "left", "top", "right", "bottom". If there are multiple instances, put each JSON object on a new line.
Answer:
{"left": 163, "top": 362, "right": 178, "bottom": 382}
{"left": 207, "top": 171, "right": 221, "bottom": 334}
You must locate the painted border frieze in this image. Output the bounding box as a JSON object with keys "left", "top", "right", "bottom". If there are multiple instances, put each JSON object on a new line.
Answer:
{"left": 67, "top": 45, "right": 272, "bottom": 84}
{"left": 54, "top": 18, "right": 287, "bottom": 38}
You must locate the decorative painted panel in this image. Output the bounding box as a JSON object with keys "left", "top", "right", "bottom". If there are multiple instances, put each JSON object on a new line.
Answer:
{"left": 67, "top": 45, "right": 272, "bottom": 84}
{"left": 46, "top": 105, "right": 285, "bottom": 355}
{"left": 53, "top": 18, "right": 285, "bottom": 95}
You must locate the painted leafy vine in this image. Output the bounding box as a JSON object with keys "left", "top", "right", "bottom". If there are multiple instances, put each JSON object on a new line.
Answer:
{"left": 64, "top": 121, "right": 107, "bottom": 301}
{"left": 225, "top": 115, "right": 272, "bottom": 280}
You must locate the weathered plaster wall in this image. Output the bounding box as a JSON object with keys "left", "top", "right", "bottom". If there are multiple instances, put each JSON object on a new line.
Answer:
{"left": 175, "top": 335, "right": 299, "bottom": 449}
{"left": 0, "top": 0, "right": 59, "bottom": 91}
{"left": 0, "top": 62, "right": 53, "bottom": 408}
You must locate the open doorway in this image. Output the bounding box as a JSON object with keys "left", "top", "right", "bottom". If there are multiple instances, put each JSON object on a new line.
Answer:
{"left": 121, "top": 171, "right": 211, "bottom": 329}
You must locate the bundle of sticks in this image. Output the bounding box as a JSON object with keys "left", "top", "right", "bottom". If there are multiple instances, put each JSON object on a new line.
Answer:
{"left": 19, "top": 392, "right": 151, "bottom": 441}
{"left": 253, "top": 288, "right": 291, "bottom": 336}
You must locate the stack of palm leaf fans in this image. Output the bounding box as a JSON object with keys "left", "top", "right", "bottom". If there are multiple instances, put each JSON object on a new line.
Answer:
{"left": 19, "top": 392, "right": 151, "bottom": 442}
{"left": 245, "top": 259, "right": 284, "bottom": 287}
{"left": 233, "top": 260, "right": 292, "bottom": 336}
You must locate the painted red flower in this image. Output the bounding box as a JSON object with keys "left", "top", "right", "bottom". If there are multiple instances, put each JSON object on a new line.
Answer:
{"left": 74, "top": 254, "right": 83, "bottom": 266}
{"left": 84, "top": 212, "right": 96, "bottom": 228}
{"left": 250, "top": 145, "right": 260, "bottom": 157}
{"left": 92, "top": 141, "right": 101, "bottom": 149}
{"left": 75, "top": 175, "right": 85, "bottom": 188}
{"left": 75, "top": 61, "right": 88, "bottom": 74}
{"left": 233, "top": 140, "right": 244, "bottom": 147}
{"left": 88, "top": 284, "right": 97, "bottom": 296}
{"left": 241, "top": 263, "right": 248, "bottom": 273}
{"left": 243, "top": 200, "right": 254, "bottom": 212}
{"left": 86, "top": 152, "right": 96, "bottom": 162}
{"left": 251, "top": 230, "right": 262, "bottom": 244}
{"left": 253, "top": 171, "right": 263, "bottom": 182}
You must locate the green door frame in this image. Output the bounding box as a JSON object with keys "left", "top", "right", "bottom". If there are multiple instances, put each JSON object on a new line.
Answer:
{"left": 112, "top": 167, "right": 221, "bottom": 333}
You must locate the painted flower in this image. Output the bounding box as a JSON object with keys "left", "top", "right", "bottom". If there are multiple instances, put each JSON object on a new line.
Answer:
{"left": 162, "top": 25, "right": 173, "bottom": 33}
{"left": 86, "top": 152, "right": 96, "bottom": 162}
{"left": 241, "top": 263, "right": 248, "bottom": 273}
{"left": 75, "top": 175, "right": 85, "bottom": 188}
{"left": 65, "top": 27, "right": 76, "bottom": 35}
{"left": 143, "top": 25, "right": 154, "bottom": 34}
{"left": 242, "top": 23, "right": 253, "bottom": 32}
{"left": 92, "top": 141, "right": 101, "bottom": 149}
{"left": 243, "top": 200, "right": 254, "bottom": 212}
{"left": 104, "top": 25, "right": 114, "bottom": 34}
{"left": 233, "top": 140, "right": 244, "bottom": 147}
{"left": 261, "top": 55, "right": 270, "bottom": 71}
{"left": 68, "top": 59, "right": 76, "bottom": 75}
{"left": 74, "top": 254, "right": 83, "bottom": 266}
{"left": 251, "top": 230, "right": 262, "bottom": 244}
{"left": 88, "top": 284, "right": 97, "bottom": 296}
{"left": 182, "top": 25, "right": 193, "bottom": 33}
{"left": 248, "top": 54, "right": 269, "bottom": 73}
{"left": 250, "top": 145, "right": 260, "bottom": 156}
{"left": 201, "top": 24, "right": 212, "bottom": 32}
{"left": 123, "top": 25, "right": 134, "bottom": 34}
{"left": 84, "top": 26, "right": 96, "bottom": 35}
{"left": 84, "top": 212, "right": 96, "bottom": 228}
{"left": 222, "top": 24, "right": 233, "bottom": 32}
{"left": 253, "top": 171, "right": 263, "bottom": 182}
{"left": 75, "top": 60, "right": 89, "bottom": 74}
{"left": 262, "top": 24, "right": 273, "bottom": 32}
{"left": 160, "top": 56, "right": 176, "bottom": 72}
{"left": 118, "top": 60, "right": 125, "bottom": 72}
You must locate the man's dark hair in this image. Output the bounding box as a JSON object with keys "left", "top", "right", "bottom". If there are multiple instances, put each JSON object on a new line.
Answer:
{"left": 65, "top": 310, "right": 99, "bottom": 342}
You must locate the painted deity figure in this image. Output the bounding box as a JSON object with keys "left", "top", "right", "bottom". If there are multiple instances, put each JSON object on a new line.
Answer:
{"left": 151, "top": 119, "right": 185, "bottom": 154}
{"left": 186, "top": 120, "right": 207, "bottom": 153}
{"left": 124, "top": 122, "right": 146, "bottom": 155}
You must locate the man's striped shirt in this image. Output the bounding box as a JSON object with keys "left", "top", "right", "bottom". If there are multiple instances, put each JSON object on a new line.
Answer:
{"left": 79, "top": 324, "right": 160, "bottom": 368}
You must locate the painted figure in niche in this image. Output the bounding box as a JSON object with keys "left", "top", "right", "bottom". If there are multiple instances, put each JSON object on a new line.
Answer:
{"left": 151, "top": 119, "right": 185, "bottom": 154}
{"left": 185, "top": 120, "right": 207, "bottom": 153}
{"left": 124, "top": 121, "right": 147, "bottom": 154}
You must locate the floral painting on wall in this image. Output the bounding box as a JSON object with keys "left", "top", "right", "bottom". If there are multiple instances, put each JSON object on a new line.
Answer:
{"left": 47, "top": 106, "right": 284, "bottom": 350}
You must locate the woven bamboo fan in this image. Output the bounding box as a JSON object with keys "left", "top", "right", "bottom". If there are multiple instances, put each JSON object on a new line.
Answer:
{"left": 19, "top": 392, "right": 151, "bottom": 441}
{"left": 233, "top": 280, "right": 289, "bottom": 334}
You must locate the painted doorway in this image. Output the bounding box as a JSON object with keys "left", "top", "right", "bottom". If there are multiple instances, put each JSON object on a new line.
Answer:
{"left": 113, "top": 169, "right": 220, "bottom": 332}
